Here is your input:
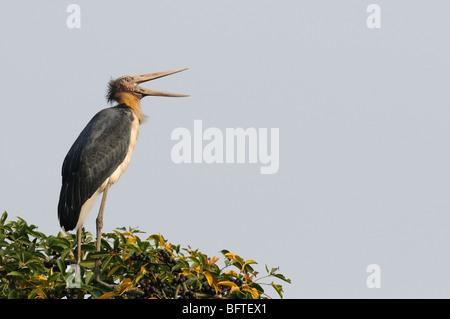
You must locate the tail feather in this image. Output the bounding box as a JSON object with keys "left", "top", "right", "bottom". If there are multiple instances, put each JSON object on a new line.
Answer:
{"left": 58, "top": 182, "right": 81, "bottom": 231}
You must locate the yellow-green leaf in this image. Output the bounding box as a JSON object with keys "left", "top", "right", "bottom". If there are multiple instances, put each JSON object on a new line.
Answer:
{"left": 244, "top": 259, "right": 258, "bottom": 266}
{"left": 224, "top": 270, "right": 238, "bottom": 277}
{"left": 99, "top": 292, "right": 118, "bottom": 299}
{"left": 230, "top": 286, "right": 240, "bottom": 294}
{"left": 208, "top": 256, "right": 219, "bottom": 267}
{"left": 107, "top": 265, "right": 120, "bottom": 278}
{"left": 224, "top": 253, "right": 244, "bottom": 264}
{"left": 242, "top": 287, "right": 259, "bottom": 299}
{"left": 242, "top": 259, "right": 258, "bottom": 272}
{"left": 204, "top": 271, "right": 213, "bottom": 286}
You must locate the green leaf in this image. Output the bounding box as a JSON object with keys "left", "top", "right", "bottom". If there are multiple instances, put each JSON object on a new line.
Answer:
{"left": 56, "top": 259, "right": 66, "bottom": 274}
{"left": 88, "top": 251, "right": 110, "bottom": 259}
{"left": 100, "top": 255, "right": 114, "bottom": 272}
{"left": 87, "top": 286, "right": 105, "bottom": 299}
{"left": 249, "top": 281, "right": 265, "bottom": 294}
{"left": 271, "top": 282, "right": 284, "bottom": 298}
{"left": 60, "top": 248, "right": 71, "bottom": 262}
{"left": 113, "top": 254, "right": 126, "bottom": 267}
{"left": 272, "top": 273, "right": 291, "bottom": 283}
{"left": 81, "top": 243, "right": 97, "bottom": 252}
{"left": 0, "top": 211, "right": 7, "bottom": 225}
{"left": 188, "top": 256, "right": 201, "bottom": 267}
{"left": 84, "top": 271, "right": 95, "bottom": 285}
{"left": 184, "top": 276, "right": 197, "bottom": 287}
{"left": 171, "top": 263, "right": 183, "bottom": 273}
{"left": 113, "top": 236, "right": 120, "bottom": 251}
{"left": 244, "top": 259, "right": 258, "bottom": 266}
{"left": 107, "top": 265, "right": 120, "bottom": 278}
{"left": 47, "top": 272, "right": 61, "bottom": 283}
{"left": 80, "top": 260, "right": 96, "bottom": 269}
{"left": 114, "top": 230, "right": 127, "bottom": 245}
{"left": 82, "top": 283, "right": 112, "bottom": 298}
{"left": 8, "top": 289, "right": 19, "bottom": 299}
{"left": 28, "top": 288, "right": 41, "bottom": 299}
{"left": 101, "top": 238, "right": 111, "bottom": 250}
{"left": 199, "top": 253, "right": 208, "bottom": 270}
{"left": 6, "top": 271, "right": 27, "bottom": 280}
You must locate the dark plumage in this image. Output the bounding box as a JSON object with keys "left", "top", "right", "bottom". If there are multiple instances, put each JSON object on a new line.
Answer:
{"left": 106, "top": 78, "right": 123, "bottom": 104}
{"left": 106, "top": 79, "right": 117, "bottom": 104}
{"left": 58, "top": 105, "right": 134, "bottom": 230}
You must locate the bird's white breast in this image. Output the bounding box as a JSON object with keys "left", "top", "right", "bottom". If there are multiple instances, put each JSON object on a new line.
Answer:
{"left": 103, "top": 114, "right": 140, "bottom": 188}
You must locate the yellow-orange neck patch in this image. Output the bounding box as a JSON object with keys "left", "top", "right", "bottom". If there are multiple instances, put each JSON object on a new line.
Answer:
{"left": 116, "top": 93, "right": 143, "bottom": 123}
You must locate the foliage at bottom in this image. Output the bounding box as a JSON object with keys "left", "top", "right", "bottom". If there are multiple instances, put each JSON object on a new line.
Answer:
{"left": 0, "top": 212, "right": 290, "bottom": 299}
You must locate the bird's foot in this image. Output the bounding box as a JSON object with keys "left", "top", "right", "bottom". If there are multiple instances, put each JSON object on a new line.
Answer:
{"left": 94, "top": 259, "right": 116, "bottom": 289}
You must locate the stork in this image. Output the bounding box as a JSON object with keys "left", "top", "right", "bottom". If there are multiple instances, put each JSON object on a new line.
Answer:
{"left": 57, "top": 68, "right": 188, "bottom": 280}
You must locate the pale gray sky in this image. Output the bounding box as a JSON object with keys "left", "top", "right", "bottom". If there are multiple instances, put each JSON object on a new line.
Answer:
{"left": 1, "top": 1, "right": 450, "bottom": 298}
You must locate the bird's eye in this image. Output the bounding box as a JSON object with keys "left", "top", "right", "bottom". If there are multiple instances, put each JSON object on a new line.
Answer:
{"left": 125, "top": 78, "right": 131, "bottom": 82}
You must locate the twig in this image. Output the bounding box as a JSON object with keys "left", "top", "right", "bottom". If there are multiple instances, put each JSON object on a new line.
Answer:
{"left": 94, "top": 278, "right": 117, "bottom": 290}
{"left": 174, "top": 284, "right": 181, "bottom": 299}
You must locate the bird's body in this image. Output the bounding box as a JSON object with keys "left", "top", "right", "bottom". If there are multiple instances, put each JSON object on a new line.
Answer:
{"left": 58, "top": 105, "right": 140, "bottom": 231}
{"left": 57, "top": 68, "right": 188, "bottom": 275}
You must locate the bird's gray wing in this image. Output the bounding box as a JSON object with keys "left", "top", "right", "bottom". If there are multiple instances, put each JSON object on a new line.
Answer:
{"left": 58, "top": 106, "right": 133, "bottom": 230}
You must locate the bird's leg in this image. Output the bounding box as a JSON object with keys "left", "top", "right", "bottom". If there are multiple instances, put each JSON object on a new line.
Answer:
{"left": 96, "top": 185, "right": 109, "bottom": 252}
{"left": 77, "top": 227, "right": 82, "bottom": 266}
{"left": 94, "top": 185, "right": 109, "bottom": 283}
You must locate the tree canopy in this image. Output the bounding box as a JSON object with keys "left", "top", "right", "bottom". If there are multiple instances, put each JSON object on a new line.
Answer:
{"left": 0, "top": 212, "right": 290, "bottom": 299}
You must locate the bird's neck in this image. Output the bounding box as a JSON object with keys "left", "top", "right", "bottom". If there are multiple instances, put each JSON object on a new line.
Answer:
{"left": 116, "top": 92, "right": 144, "bottom": 123}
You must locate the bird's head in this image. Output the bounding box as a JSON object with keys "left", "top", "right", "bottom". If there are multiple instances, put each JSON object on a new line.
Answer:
{"left": 106, "top": 68, "right": 188, "bottom": 113}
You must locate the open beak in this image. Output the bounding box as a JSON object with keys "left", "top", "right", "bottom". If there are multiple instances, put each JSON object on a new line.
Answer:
{"left": 132, "top": 68, "right": 189, "bottom": 97}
